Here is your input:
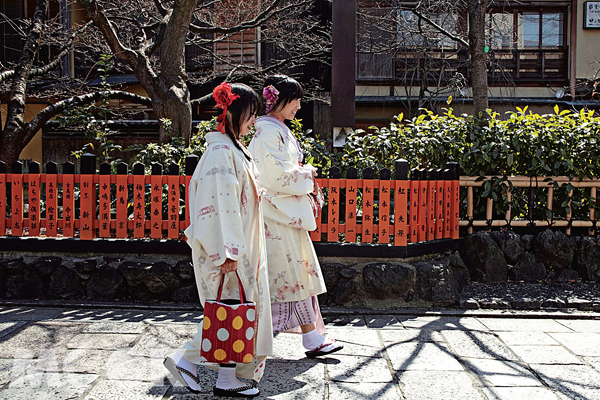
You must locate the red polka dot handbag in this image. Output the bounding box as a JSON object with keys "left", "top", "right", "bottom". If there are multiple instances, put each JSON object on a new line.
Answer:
{"left": 200, "top": 271, "right": 256, "bottom": 364}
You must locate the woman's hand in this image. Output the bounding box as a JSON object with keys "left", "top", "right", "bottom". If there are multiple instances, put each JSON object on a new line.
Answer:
{"left": 220, "top": 258, "right": 237, "bottom": 274}
{"left": 311, "top": 169, "right": 319, "bottom": 195}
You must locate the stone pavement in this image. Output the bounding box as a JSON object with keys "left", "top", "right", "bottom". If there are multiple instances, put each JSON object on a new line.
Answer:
{"left": 0, "top": 306, "right": 599, "bottom": 399}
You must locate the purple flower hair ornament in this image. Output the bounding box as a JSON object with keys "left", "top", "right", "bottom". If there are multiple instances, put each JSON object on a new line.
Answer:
{"left": 263, "top": 85, "right": 280, "bottom": 114}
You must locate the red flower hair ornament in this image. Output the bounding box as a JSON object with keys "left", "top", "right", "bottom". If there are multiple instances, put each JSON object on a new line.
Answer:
{"left": 212, "top": 82, "right": 240, "bottom": 134}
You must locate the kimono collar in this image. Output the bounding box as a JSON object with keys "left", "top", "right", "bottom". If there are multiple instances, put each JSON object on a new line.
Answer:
{"left": 256, "top": 116, "right": 304, "bottom": 163}
{"left": 206, "top": 131, "right": 254, "bottom": 162}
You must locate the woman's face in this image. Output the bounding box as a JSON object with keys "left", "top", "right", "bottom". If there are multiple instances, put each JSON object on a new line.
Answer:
{"left": 277, "top": 98, "right": 302, "bottom": 121}
{"left": 238, "top": 112, "right": 257, "bottom": 137}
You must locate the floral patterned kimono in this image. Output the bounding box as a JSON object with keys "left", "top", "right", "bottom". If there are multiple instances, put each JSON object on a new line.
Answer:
{"left": 175, "top": 132, "right": 272, "bottom": 382}
{"left": 248, "top": 116, "right": 327, "bottom": 333}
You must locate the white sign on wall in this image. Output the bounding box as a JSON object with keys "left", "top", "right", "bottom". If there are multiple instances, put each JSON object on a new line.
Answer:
{"left": 584, "top": 1, "right": 600, "bottom": 29}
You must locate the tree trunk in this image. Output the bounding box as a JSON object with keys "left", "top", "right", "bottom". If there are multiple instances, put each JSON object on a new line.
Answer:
{"left": 152, "top": 87, "right": 192, "bottom": 143}
{"left": 0, "top": 0, "right": 48, "bottom": 165}
{"left": 468, "top": 0, "right": 489, "bottom": 117}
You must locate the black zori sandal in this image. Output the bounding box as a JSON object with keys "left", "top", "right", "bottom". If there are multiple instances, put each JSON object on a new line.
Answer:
{"left": 305, "top": 340, "right": 344, "bottom": 358}
{"left": 213, "top": 385, "right": 260, "bottom": 398}
{"left": 163, "top": 357, "right": 200, "bottom": 393}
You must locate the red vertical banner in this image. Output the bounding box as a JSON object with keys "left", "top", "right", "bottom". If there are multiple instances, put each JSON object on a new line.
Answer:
{"left": 344, "top": 176, "right": 358, "bottom": 243}
{"left": 362, "top": 180, "right": 374, "bottom": 244}
{"left": 150, "top": 176, "right": 162, "bottom": 239}
{"left": 79, "top": 175, "right": 95, "bottom": 239}
{"left": 62, "top": 175, "right": 75, "bottom": 237}
{"left": 11, "top": 173, "right": 23, "bottom": 236}
{"left": 443, "top": 174, "right": 452, "bottom": 239}
{"left": 451, "top": 177, "right": 460, "bottom": 239}
{"left": 99, "top": 175, "right": 111, "bottom": 237}
{"left": 0, "top": 172, "right": 5, "bottom": 236}
{"left": 116, "top": 175, "right": 128, "bottom": 238}
{"left": 379, "top": 179, "right": 391, "bottom": 244}
{"left": 327, "top": 178, "right": 340, "bottom": 243}
{"left": 133, "top": 175, "right": 145, "bottom": 238}
{"left": 409, "top": 174, "right": 419, "bottom": 243}
{"left": 168, "top": 176, "right": 180, "bottom": 239}
{"left": 28, "top": 174, "right": 41, "bottom": 236}
{"left": 435, "top": 172, "right": 444, "bottom": 239}
{"left": 46, "top": 175, "right": 58, "bottom": 237}
{"left": 427, "top": 173, "right": 436, "bottom": 241}
{"left": 394, "top": 180, "right": 408, "bottom": 246}
{"left": 418, "top": 175, "right": 427, "bottom": 242}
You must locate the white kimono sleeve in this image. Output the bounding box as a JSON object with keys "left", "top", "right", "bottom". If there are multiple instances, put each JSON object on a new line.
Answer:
{"left": 185, "top": 148, "right": 246, "bottom": 267}
{"left": 251, "top": 127, "right": 317, "bottom": 231}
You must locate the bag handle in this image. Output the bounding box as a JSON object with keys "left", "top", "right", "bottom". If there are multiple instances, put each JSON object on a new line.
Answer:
{"left": 216, "top": 270, "right": 248, "bottom": 304}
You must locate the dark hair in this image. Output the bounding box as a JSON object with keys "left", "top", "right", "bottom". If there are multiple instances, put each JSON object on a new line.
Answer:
{"left": 264, "top": 75, "right": 303, "bottom": 114}
{"left": 221, "top": 83, "right": 260, "bottom": 159}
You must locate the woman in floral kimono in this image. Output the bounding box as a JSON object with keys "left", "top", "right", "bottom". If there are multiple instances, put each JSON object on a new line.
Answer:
{"left": 248, "top": 75, "right": 343, "bottom": 358}
{"left": 164, "top": 82, "right": 272, "bottom": 398}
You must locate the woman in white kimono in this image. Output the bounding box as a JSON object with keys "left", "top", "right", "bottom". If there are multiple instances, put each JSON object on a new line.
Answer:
{"left": 248, "top": 75, "right": 343, "bottom": 358}
{"left": 164, "top": 82, "right": 272, "bottom": 398}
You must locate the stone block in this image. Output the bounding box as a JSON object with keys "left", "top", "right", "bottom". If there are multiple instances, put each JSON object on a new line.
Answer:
{"left": 463, "top": 358, "right": 543, "bottom": 387}
{"left": 363, "top": 263, "right": 416, "bottom": 300}
{"left": 326, "top": 355, "right": 393, "bottom": 382}
{"left": 442, "top": 330, "right": 518, "bottom": 360}
{"left": 533, "top": 230, "right": 576, "bottom": 271}
{"left": 548, "top": 332, "right": 600, "bottom": 356}
{"left": 87, "top": 265, "right": 126, "bottom": 300}
{"left": 328, "top": 382, "right": 400, "bottom": 400}
{"left": 461, "top": 231, "right": 508, "bottom": 282}
{"left": 82, "top": 380, "right": 169, "bottom": 400}
{"left": 397, "top": 370, "right": 486, "bottom": 400}
{"left": 533, "top": 364, "right": 600, "bottom": 400}
{"left": 386, "top": 342, "right": 463, "bottom": 371}
{"left": 2, "top": 372, "right": 98, "bottom": 400}
{"left": 491, "top": 230, "right": 525, "bottom": 264}
{"left": 510, "top": 345, "right": 583, "bottom": 364}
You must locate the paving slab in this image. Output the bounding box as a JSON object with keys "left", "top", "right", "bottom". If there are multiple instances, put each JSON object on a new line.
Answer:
{"left": 532, "top": 364, "right": 600, "bottom": 400}
{"left": 586, "top": 357, "right": 600, "bottom": 372}
{"left": 364, "top": 315, "right": 404, "bottom": 329}
{"left": 66, "top": 333, "right": 139, "bottom": 350}
{"left": 510, "top": 345, "right": 584, "bottom": 365}
{"left": 0, "top": 322, "right": 27, "bottom": 340}
{"left": 129, "top": 324, "right": 198, "bottom": 359}
{"left": 398, "top": 316, "right": 489, "bottom": 331}
{"left": 378, "top": 329, "right": 444, "bottom": 343}
{"left": 34, "top": 348, "right": 115, "bottom": 374}
{"left": 397, "top": 370, "right": 486, "bottom": 400}
{"left": 461, "top": 358, "right": 542, "bottom": 387}
{"left": 323, "top": 315, "right": 367, "bottom": 327}
{"left": 495, "top": 331, "right": 559, "bottom": 346}
{"left": 144, "top": 311, "right": 203, "bottom": 325}
{"left": 554, "top": 319, "right": 600, "bottom": 333}
{"left": 548, "top": 332, "right": 600, "bottom": 356}
{"left": 478, "top": 318, "right": 573, "bottom": 332}
{"left": 442, "top": 330, "right": 518, "bottom": 361}
{"left": 106, "top": 355, "right": 169, "bottom": 383}
{"left": 325, "top": 354, "right": 393, "bottom": 383}
{"left": 0, "top": 307, "right": 64, "bottom": 322}
{"left": 54, "top": 308, "right": 150, "bottom": 322}
{"left": 481, "top": 386, "right": 561, "bottom": 400}
{"left": 324, "top": 327, "right": 384, "bottom": 357}
{"left": 271, "top": 332, "right": 320, "bottom": 361}
{"left": 256, "top": 359, "right": 325, "bottom": 399}
{"left": 83, "top": 321, "right": 148, "bottom": 334}
{"left": 328, "top": 381, "right": 400, "bottom": 399}
{"left": 386, "top": 341, "right": 464, "bottom": 371}
{"left": 0, "top": 322, "right": 85, "bottom": 358}
{"left": 0, "top": 372, "right": 98, "bottom": 400}
{"left": 82, "top": 379, "right": 169, "bottom": 400}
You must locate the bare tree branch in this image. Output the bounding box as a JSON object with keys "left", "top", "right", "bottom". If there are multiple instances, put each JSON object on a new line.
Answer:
{"left": 412, "top": 10, "right": 469, "bottom": 48}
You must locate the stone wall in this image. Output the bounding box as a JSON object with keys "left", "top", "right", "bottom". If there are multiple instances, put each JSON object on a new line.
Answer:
{"left": 459, "top": 230, "right": 600, "bottom": 283}
{"left": 0, "top": 250, "right": 471, "bottom": 308}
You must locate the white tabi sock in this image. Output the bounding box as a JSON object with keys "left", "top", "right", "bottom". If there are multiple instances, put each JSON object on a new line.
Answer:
{"left": 215, "top": 364, "right": 259, "bottom": 395}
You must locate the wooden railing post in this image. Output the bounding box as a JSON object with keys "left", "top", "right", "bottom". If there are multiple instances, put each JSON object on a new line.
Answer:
{"left": 115, "top": 162, "right": 128, "bottom": 238}
{"left": 0, "top": 161, "right": 5, "bottom": 236}
{"left": 11, "top": 161, "right": 23, "bottom": 236}
{"left": 62, "top": 162, "right": 75, "bottom": 237}
{"left": 132, "top": 163, "right": 146, "bottom": 239}
{"left": 447, "top": 162, "right": 460, "bottom": 239}
{"left": 150, "top": 163, "right": 163, "bottom": 239}
{"left": 327, "top": 166, "right": 341, "bottom": 243}
{"left": 443, "top": 167, "right": 453, "bottom": 238}
{"left": 98, "top": 163, "right": 112, "bottom": 238}
{"left": 362, "top": 167, "right": 375, "bottom": 243}
{"left": 167, "top": 163, "right": 180, "bottom": 239}
{"left": 343, "top": 167, "right": 358, "bottom": 243}
{"left": 79, "top": 154, "right": 96, "bottom": 239}
{"left": 45, "top": 161, "right": 58, "bottom": 237}
{"left": 393, "top": 160, "right": 408, "bottom": 246}
{"left": 28, "top": 161, "right": 41, "bottom": 237}
{"left": 426, "top": 169, "right": 436, "bottom": 241}
{"left": 435, "top": 168, "right": 444, "bottom": 239}
{"left": 379, "top": 168, "right": 392, "bottom": 244}
{"left": 409, "top": 168, "right": 419, "bottom": 242}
